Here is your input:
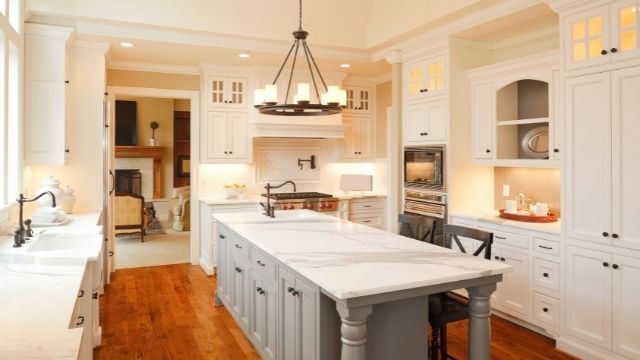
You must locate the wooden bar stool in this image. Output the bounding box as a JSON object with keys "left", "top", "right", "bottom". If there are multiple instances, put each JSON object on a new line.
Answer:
{"left": 428, "top": 224, "right": 493, "bottom": 359}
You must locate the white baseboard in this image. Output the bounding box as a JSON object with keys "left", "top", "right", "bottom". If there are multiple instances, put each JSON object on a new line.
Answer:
{"left": 199, "top": 256, "right": 214, "bottom": 276}
{"left": 557, "top": 336, "right": 626, "bottom": 360}
{"left": 93, "top": 326, "right": 102, "bottom": 347}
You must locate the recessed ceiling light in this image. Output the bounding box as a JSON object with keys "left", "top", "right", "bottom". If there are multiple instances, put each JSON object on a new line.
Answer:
{"left": 120, "top": 42, "right": 134, "bottom": 48}
{"left": 238, "top": 52, "right": 251, "bottom": 58}
{"left": 340, "top": 63, "right": 351, "bottom": 68}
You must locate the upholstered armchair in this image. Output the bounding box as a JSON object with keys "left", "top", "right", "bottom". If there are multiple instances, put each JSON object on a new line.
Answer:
{"left": 168, "top": 186, "right": 190, "bottom": 231}
{"left": 114, "top": 192, "right": 145, "bottom": 242}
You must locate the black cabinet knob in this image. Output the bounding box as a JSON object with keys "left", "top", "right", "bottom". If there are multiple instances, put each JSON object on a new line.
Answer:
{"left": 603, "top": 262, "right": 610, "bottom": 267}
{"left": 219, "top": 234, "right": 225, "bottom": 239}
{"left": 78, "top": 290, "right": 84, "bottom": 297}
{"left": 543, "top": 272, "right": 549, "bottom": 278}
{"left": 494, "top": 256, "right": 499, "bottom": 260}
{"left": 603, "top": 232, "right": 609, "bottom": 237}
{"left": 611, "top": 48, "right": 618, "bottom": 53}
{"left": 601, "top": 49, "right": 608, "bottom": 55}
{"left": 553, "top": 148, "right": 559, "bottom": 153}
{"left": 612, "top": 233, "right": 619, "bottom": 239}
{"left": 92, "top": 292, "right": 98, "bottom": 300}
{"left": 543, "top": 307, "right": 549, "bottom": 313}
{"left": 500, "top": 257, "right": 506, "bottom": 262}
{"left": 76, "top": 316, "right": 85, "bottom": 326}
{"left": 65, "top": 149, "right": 70, "bottom": 153}
{"left": 235, "top": 267, "right": 242, "bottom": 273}
{"left": 229, "top": 151, "right": 233, "bottom": 154}
{"left": 612, "top": 264, "right": 619, "bottom": 269}
{"left": 65, "top": 80, "right": 70, "bottom": 84}
{"left": 486, "top": 149, "right": 491, "bottom": 153}
{"left": 224, "top": 151, "right": 228, "bottom": 154}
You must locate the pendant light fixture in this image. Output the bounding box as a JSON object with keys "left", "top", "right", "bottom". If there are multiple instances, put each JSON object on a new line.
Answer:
{"left": 254, "top": 0, "right": 346, "bottom": 116}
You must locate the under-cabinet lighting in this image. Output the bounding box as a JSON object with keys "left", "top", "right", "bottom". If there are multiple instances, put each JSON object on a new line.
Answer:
{"left": 120, "top": 42, "right": 134, "bottom": 48}
{"left": 238, "top": 52, "right": 251, "bottom": 58}
{"left": 340, "top": 64, "right": 351, "bottom": 68}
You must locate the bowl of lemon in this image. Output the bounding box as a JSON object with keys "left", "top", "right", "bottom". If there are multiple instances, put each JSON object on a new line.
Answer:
{"left": 223, "top": 183, "right": 246, "bottom": 199}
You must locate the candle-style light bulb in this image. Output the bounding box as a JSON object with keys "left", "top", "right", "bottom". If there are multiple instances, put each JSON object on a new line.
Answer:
{"left": 254, "top": 88, "right": 265, "bottom": 106}
{"left": 264, "top": 84, "right": 278, "bottom": 104}
{"left": 297, "top": 83, "right": 310, "bottom": 103}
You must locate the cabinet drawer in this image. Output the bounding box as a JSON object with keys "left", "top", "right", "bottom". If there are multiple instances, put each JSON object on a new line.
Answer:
{"left": 250, "top": 248, "right": 277, "bottom": 283}
{"left": 350, "top": 198, "right": 385, "bottom": 212}
{"left": 229, "top": 235, "right": 250, "bottom": 260}
{"left": 350, "top": 214, "right": 384, "bottom": 228}
{"left": 532, "top": 258, "right": 560, "bottom": 293}
{"left": 533, "top": 292, "right": 560, "bottom": 328}
{"left": 488, "top": 229, "right": 529, "bottom": 250}
{"left": 533, "top": 237, "right": 560, "bottom": 257}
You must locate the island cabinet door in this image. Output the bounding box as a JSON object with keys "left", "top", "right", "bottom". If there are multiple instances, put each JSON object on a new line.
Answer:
{"left": 250, "top": 273, "right": 277, "bottom": 360}
{"left": 230, "top": 255, "right": 250, "bottom": 331}
{"left": 279, "top": 268, "right": 318, "bottom": 360}
{"left": 611, "top": 254, "right": 640, "bottom": 359}
{"left": 217, "top": 229, "right": 229, "bottom": 302}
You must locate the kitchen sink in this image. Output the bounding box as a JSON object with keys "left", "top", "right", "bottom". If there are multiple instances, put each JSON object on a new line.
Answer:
{"left": 26, "top": 234, "right": 98, "bottom": 253}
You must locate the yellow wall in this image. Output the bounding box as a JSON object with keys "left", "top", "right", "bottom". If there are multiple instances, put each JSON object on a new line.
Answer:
{"left": 107, "top": 70, "right": 199, "bottom": 91}
{"left": 116, "top": 96, "right": 175, "bottom": 198}
{"left": 174, "top": 99, "right": 191, "bottom": 111}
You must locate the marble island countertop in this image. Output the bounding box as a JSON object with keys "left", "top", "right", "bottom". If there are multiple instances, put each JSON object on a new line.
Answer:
{"left": 213, "top": 210, "right": 512, "bottom": 300}
{"left": 0, "top": 211, "right": 102, "bottom": 359}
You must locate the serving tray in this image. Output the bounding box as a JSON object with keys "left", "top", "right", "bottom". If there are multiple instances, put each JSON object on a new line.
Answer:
{"left": 498, "top": 209, "right": 558, "bottom": 223}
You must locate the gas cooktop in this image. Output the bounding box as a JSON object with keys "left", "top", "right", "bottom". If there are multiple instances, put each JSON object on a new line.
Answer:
{"left": 261, "top": 192, "right": 334, "bottom": 200}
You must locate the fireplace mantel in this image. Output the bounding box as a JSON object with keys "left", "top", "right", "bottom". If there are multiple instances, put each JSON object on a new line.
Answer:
{"left": 115, "top": 146, "right": 164, "bottom": 199}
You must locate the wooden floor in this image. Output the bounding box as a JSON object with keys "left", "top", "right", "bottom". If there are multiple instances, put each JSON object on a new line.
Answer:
{"left": 95, "top": 264, "right": 576, "bottom": 360}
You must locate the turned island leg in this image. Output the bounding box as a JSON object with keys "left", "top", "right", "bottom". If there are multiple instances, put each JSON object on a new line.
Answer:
{"left": 336, "top": 302, "right": 373, "bottom": 360}
{"left": 466, "top": 283, "right": 497, "bottom": 360}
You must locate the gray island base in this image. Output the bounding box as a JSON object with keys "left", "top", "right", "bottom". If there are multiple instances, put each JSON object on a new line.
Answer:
{"left": 212, "top": 210, "right": 509, "bottom": 360}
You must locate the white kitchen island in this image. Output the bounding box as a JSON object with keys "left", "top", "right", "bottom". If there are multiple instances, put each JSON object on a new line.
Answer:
{"left": 213, "top": 210, "right": 511, "bottom": 360}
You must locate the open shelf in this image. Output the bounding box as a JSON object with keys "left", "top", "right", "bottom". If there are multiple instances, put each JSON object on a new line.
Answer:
{"left": 497, "top": 117, "right": 550, "bottom": 126}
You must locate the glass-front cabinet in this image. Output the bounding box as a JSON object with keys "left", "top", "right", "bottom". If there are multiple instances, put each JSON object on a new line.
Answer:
{"left": 564, "top": 1, "right": 640, "bottom": 70}
{"left": 206, "top": 75, "right": 248, "bottom": 108}
{"left": 404, "top": 54, "right": 446, "bottom": 101}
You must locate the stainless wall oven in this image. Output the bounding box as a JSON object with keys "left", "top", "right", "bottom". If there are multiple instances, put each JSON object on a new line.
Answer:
{"left": 403, "top": 189, "right": 447, "bottom": 246}
{"left": 404, "top": 146, "right": 444, "bottom": 190}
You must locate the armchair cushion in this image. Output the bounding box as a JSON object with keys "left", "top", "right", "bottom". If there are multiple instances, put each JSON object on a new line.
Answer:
{"left": 168, "top": 186, "right": 191, "bottom": 231}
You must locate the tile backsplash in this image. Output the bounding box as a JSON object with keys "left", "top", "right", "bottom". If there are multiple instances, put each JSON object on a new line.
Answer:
{"left": 493, "top": 167, "right": 561, "bottom": 215}
{"left": 198, "top": 138, "right": 387, "bottom": 199}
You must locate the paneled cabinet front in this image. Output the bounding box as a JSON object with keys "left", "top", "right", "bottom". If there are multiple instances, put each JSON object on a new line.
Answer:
{"left": 565, "top": 66, "right": 640, "bottom": 251}
{"left": 206, "top": 75, "right": 248, "bottom": 108}
{"left": 279, "top": 267, "right": 318, "bottom": 360}
{"left": 24, "top": 24, "right": 73, "bottom": 165}
{"left": 344, "top": 86, "right": 373, "bottom": 114}
{"left": 491, "top": 245, "right": 530, "bottom": 318}
{"left": 250, "top": 272, "right": 277, "bottom": 360}
{"left": 403, "top": 99, "right": 447, "bottom": 145}
{"left": 471, "top": 82, "right": 494, "bottom": 160}
{"left": 201, "top": 111, "right": 250, "bottom": 163}
{"left": 339, "top": 116, "right": 374, "bottom": 161}
{"left": 564, "top": 1, "right": 640, "bottom": 71}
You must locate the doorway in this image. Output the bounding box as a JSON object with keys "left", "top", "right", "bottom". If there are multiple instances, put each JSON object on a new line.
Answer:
{"left": 105, "top": 87, "right": 200, "bottom": 279}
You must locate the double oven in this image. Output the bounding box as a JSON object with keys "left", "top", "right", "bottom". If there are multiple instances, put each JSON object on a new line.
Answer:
{"left": 403, "top": 146, "right": 447, "bottom": 245}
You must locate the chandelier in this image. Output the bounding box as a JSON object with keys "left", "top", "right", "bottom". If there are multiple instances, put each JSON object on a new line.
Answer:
{"left": 253, "top": 0, "right": 346, "bottom": 116}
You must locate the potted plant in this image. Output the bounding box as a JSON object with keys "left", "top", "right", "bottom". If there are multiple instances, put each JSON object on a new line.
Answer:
{"left": 149, "top": 121, "right": 159, "bottom": 146}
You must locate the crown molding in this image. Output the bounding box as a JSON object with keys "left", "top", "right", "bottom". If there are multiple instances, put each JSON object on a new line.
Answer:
{"left": 545, "top": 0, "right": 612, "bottom": 13}
{"left": 109, "top": 60, "right": 200, "bottom": 75}
{"left": 72, "top": 39, "right": 111, "bottom": 53}
{"left": 372, "top": 73, "right": 392, "bottom": 84}
{"left": 492, "top": 25, "right": 559, "bottom": 51}
{"left": 25, "top": 23, "right": 74, "bottom": 39}
{"left": 383, "top": 50, "right": 403, "bottom": 64}
{"left": 466, "top": 50, "right": 559, "bottom": 79}
{"left": 370, "top": 0, "right": 541, "bottom": 62}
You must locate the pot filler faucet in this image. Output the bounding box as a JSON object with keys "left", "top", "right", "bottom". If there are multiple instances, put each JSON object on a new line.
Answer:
{"left": 262, "top": 180, "right": 297, "bottom": 218}
{"left": 13, "top": 192, "right": 56, "bottom": 248}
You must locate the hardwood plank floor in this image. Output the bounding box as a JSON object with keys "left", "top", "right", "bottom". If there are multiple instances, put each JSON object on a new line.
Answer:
{"left": 95, "top": 264, "right": 576, "bottom": 360}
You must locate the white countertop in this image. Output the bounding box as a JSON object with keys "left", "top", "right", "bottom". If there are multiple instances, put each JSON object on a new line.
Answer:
{"left": 333, "top": 193, "right": 386, "bottom": 200}
{"left": 0, "top": 211, "right": 103, "bottom": 359}
{"left": 200, "top": 197, "right": 261, "bottom": 205}
{"left": 451, "top": 210, "right": 562, "bottom": 235}
{"left": 213, "top": 210, "right": 511, "bottom": 300}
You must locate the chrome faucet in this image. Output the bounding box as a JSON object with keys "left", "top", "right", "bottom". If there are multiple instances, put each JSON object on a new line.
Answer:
{"left": 262, "top": 181, "right": 297, "bottom": 218}
{"left": 13, "top": 192, "right": 56, "bottom": 248}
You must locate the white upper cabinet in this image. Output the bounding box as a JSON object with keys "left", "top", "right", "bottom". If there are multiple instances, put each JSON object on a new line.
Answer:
{"left": 404, "top": 54, "right": 446, "bottom": 101}
{"left": 564, "top": 1, "right": 640, "bottom": 71}
{"left": 566, "top": 66, "right": 640, "bottom": 251}
{"left": 24, "top": 24, "right": 73, "bottom": 166}
{"left": 201, "top": 111, "right": 250, "bottom": 163}
{"left": 565, "top": 72, "right": 612, "bottom": 245}
{"left": 403, "top": 99, "right": 447, "bottom": 145}
{"left": 611, "top": 66, "right": 640, "bottom": 251}
{"left": 339, "top": 116, "right": 374, "bottom": 161}
{"left": 206, "top": 75, "right": 248, "bottom": 109}
{"left": 471, "top": 82, "right": 494, "bottom": 160}
{"left": 344, "top": 86, "right": 373, "bottom": 115}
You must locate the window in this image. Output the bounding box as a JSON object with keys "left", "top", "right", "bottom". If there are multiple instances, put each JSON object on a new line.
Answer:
{"left": 0, "top": 0, "right": 21, "bottom": 206}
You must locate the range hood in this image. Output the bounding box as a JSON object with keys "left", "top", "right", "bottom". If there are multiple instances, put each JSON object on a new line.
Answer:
{"left": 251, "top": 113, "right": 346, "bottom": 138}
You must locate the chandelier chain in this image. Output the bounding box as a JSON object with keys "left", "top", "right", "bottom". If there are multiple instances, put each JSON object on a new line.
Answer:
{"left": 299, "top": 0, "right": 303, "bottom": 30}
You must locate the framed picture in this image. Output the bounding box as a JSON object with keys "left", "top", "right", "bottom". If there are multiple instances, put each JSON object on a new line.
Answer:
{"left": 177, "top": 155, "right": 190, "bottom": 178}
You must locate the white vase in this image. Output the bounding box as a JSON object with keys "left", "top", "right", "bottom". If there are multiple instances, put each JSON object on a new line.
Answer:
{"left": 149, "top": 138, "right": 157, "bottom": 146}
{"left": 35, "top": 176, "right": 65, "bottom": 208}
{"left": 60, "top": 185, "right": 77, "bottom": 214}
